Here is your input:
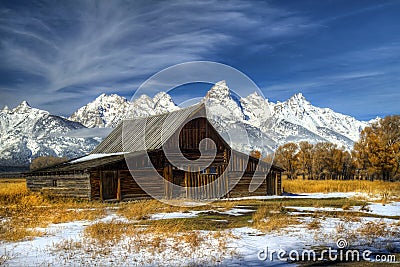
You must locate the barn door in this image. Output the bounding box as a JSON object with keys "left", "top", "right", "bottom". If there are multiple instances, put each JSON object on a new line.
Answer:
{"left": 266, "top": 172, "right": 274, "bottom": 196}
{"left": 172, "top": 170, "right": 185, "bottom": 198}
{"left": 101, "top": 171, "right": 118, "bottom": 200}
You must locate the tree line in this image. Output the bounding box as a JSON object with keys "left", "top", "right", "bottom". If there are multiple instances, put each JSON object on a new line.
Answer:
{"left": 261, "top": 115, "right": 400, "bottom": 181}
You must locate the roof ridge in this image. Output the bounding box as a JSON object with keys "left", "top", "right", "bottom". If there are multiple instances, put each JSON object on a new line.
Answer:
{"left": 123, "top": 102, "right": 204, "bottom": 121}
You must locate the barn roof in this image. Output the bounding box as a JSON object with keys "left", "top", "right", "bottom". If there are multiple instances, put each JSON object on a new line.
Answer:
{"left": 91, "top": 103, "right": 205, "bottom": 154}
{"left": 28, "top": 153, "right": 126, "bottom": 174}
{"left": 27, "top": 151, "right": 149, "bottom": 174}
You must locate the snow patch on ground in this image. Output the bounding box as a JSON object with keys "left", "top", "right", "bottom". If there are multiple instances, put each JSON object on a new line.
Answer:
{"left": 354, "top": 202, "right": 400, "bottom": 217}
{"left": 227, "top": 192, "right": 358, "bottom": 201}
{"left": 150, "top": 211, "right": 203, "bottom": 220}
{"left": 218, "top": 208, "right": 255, "bottom": 216}
{"left": 1, "top": 197, "right": 399, "bottom": 266}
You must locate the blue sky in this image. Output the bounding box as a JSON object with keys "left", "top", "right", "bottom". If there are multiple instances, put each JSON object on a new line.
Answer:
{"left": 0, "top": 0, "right": 399, "bottom": 120}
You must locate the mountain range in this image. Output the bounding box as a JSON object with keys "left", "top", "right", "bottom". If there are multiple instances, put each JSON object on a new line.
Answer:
{"left": 0, "top": 81, "right": 372, "bottom": 169}
{"left": 0, "top": 102, "right": 99, "bottom": 170}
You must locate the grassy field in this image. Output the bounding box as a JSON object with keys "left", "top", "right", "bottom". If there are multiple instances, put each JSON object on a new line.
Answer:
{"left": 0, "top": 178, "right": 107, "bottom": 242}
{"left": 1, "top": 178, "right": 399, "bottom": 265}
{"left": 1, "top": 178, "right": 398, "bottom": 241}
{"left": 282, "top": 179, "right": 400, "bottom": 199}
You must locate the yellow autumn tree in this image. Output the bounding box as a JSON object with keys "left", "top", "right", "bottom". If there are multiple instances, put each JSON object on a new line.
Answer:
{"left": 296, "top": 141, "right": 313, "bottom": 180}
{"left": 274, "top": 142, "right": 298, "bottom": 179}
{"left": 30, "top": 156, "right": 68, "bottom": 171}
{"left": 353, "top": 115, "right": 400, "bottom": 180}
{"left": 250, "top": 150, "right": 262, "bottom": 159}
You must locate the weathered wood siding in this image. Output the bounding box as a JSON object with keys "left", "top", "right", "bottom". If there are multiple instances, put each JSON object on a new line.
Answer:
{"left": 228, "top": 173, "right": 267, "bottom": 197}
{"left": 26, "top": 173, "right": 91, "bottom": 199}
{"left": 89, "top": 171, "right": 101, "bottom": 200}
{"left": 121, "top": 170, "right": 156, "bottom": 200}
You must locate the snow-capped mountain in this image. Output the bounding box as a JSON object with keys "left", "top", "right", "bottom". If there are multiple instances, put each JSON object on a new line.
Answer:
{"left": 200, "top": 80, "right": 369, "bottom": 153}
{"left": 201, "top": 81, "right": 277, "bottom": 154}
{"left": 258, "top": 93, "right": 368, "bottom": 149}
{"left": 271, "top": 93, "right": 366, "bottom": 141}
{"left": 68, "top": 80, "right": 369, "bottom": 152}
{"left": 69, "top": 94, "right": 131, "bottom": 128}
{"left": 69, "top": 92, "right": 179, "bottom": 128}
{"left": 0, "top": 81, "right": 372, "bottom": 169}
{"left": 203, "top": 80, "right": 245, "bottom": 124}
{"left": 240, "top": 91, "right": 272, "bottom": 128}
{"left": 0, "top": 101, "right": 99, "bottom": 168}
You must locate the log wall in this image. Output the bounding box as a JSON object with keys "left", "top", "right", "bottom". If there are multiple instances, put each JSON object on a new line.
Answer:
{"left": 26, "top": 173, "right": 91, "bottom": 199}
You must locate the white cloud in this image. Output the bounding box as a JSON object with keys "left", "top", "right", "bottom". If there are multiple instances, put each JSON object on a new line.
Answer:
{"left": 0, "top": 0, "right": 316, "bottom": 115}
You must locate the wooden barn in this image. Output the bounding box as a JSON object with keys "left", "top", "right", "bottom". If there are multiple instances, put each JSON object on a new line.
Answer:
{"left": 26, "top": 104, "right": 283, "bottom": 201}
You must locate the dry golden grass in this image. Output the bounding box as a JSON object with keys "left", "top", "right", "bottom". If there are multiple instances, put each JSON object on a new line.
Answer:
{"left": 84, "top": 220, "right": 135, "bottom": 245}
{"left": 341, "top": 203, "right": 351, "bottom": 210}
{"left": 82, "top": 219, "right": 237, "bottom": 262}
{"left": 117, "top": 200, "right": 189, "bottom": 220}
{"left": 0, "top": 226, "right": 43, "bottom": 242}
{"left": 307, "top": 218, "right": 321, "bottom": 230}
{"left": 254, "top": 213, "right": 299, "bottom": 232}
{"left": 84, "top": 218, "right": 195, "bottom": 247}
{"left": 356, "top": 221, "right": 395, "bottom": 245}
{"left": 252, "top": 204, "right": 299, "bottom": 232}
{"left": 325, "top": 218, "right": 400, "bottom": 248}
{"left": 0, "top": 205, "right": 106, "bottom": 242}
{"left": 213, "top": 200, "right": 237, "bottom": 211}
{"left": 181, "top": 231, "right": 204, "bottom": 248}
{"left": 283, "top": 179, "right": 400, "bottom": 196}
{"left": 0, "top": 179, "right": 29, "bottom": 205}
{"left": 0, "top": 179, "right": 106, "bottom": 242}
{"left": 339, "top": 212, "right": 362, "bottom": 223}
{"left": 117, "top": 199, "right": 213, "bottom": 221}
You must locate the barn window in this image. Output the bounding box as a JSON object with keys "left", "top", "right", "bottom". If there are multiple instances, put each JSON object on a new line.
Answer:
{"left": 52, "top": 179, "right": 57, "bottom": 187}
{"left": 200, "top": 167, "right": 217, "bottom": 175}
{"left": 209, "top": 167, "right": 217, "bottom": 174}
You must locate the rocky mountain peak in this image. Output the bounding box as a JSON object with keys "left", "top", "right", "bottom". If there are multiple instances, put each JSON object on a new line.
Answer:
{"left": 11, "top": 100, "right": 49, "bottom": 116}
{"left": 134, "top": 94, "right": 153, "bottom": 106}
{"left": 95, "top": 93, "right": 107, "bottom": 100}
{"left": 248, "top": 91, "right": 260, "bottom": 97}
{"left": 202, "top": 80, "right": 245, "bottom": 123}
{"left": 13, "top": 100, "right": 32, "bottom": 112}
{"left": 1, "top": 105, "right": 10, "bottom": 112}
{"left": 206, "top": 80, "right": 230, "bottom": 99}
{"left": 94, "top": 93, "right": 127, "bottom": 104}
{"left": 287, "top": 93, "right": 309, "bottom": 105}
{"left": 153, "top": 92, "right": 178, "bottom": 112}
{"left": 153, "top": 91, "right": 173, "bottom": 104}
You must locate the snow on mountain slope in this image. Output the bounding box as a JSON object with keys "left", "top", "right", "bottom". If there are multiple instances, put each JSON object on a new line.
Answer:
{"left": 68, "top": 81, "right": 369, "bottom": 152}
{"left": 200, "top": 81, "right": 276, "bottom": 154}
{"left": 153, "top": 92, "right": 179, "bottom": 113}
{"left": 240, "top": 91, "right": 273, "bottom": 128}
{"left": 1, "top": 81, "right": 371, "bottom": 168}
{"left": 0, "top": 102, "right": 98, "bottom": 166}
{"left": 204, "top": 82, "right": 369, "bottom": 151}
{"left": 202, "top": 80, "right": 245, "bottom": 125}
{"left": 69, "top": 94, "right": 132, "bottom": 128}
{"left": 69, "top": 92, "right": 179, "bottom": 128}
{"left": 264, "top": 93, "right": 368, "bottom": 148}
